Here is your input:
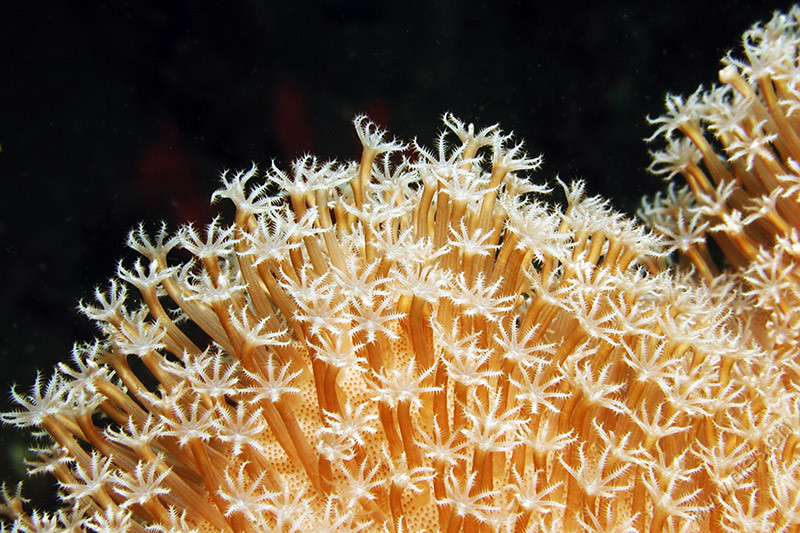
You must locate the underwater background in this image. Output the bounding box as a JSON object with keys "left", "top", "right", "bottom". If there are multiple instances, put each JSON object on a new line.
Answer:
{"left": 0, "top": 0, "right": 794, "bottom": 507}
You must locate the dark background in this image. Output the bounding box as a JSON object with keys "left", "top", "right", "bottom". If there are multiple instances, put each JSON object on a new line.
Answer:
{"left": 0, "top": 0, "right": 794, "bottom": 506}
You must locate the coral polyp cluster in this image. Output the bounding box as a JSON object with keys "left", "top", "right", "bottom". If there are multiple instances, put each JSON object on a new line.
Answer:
{"left": 0, "top": 112, "right": 736, "bottom": 532}
{"left": 6, "top": 6, "right": 800, "bottom": 533}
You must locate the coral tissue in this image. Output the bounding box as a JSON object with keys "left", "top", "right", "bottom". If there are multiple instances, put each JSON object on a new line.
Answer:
{"left": 5, "top": 7, "right": 800, "bottom": 533}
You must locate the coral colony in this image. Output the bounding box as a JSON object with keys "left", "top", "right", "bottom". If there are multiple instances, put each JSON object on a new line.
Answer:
{"left": 5, "top": 7, "right": 800, "bottom": 533}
